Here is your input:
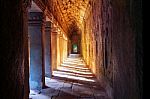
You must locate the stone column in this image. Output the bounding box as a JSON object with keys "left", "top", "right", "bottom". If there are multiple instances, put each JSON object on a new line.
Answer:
{"left": 63, "top": 38, "right": 66, "bottom": 60}
{"left": 65, "top": 39, "right": 68, "bottom": 59}
{"left": 63, "top": 35, "right": 67, "bottom": 61}
{"left": 59, "top": 33, "right": 63, "bottom": 63}
{"left": 44, "top": 21, "right": 52, "bottom": 78}
{"left": 23, "top": 3, "right": 30, "bottom": 99}
{"left": 63, "top": 35, "right": 65, "bottom": 61}
{"left": 1, "top": 0, "right": 29, "bottom": 98}
{"left": 51, "top": 27, "right": 58, "bottom": 71}
{"left": 68, "top": 40, "right": 72, "bottom": 56}
{"left": 28, "top": 12, "right": 44, "bottom": 90}
{"left": 57, "top": 31, "right": 61, "bottom": 67}
{"left": 41, "top": 14, "right": 46, "bottom": 88}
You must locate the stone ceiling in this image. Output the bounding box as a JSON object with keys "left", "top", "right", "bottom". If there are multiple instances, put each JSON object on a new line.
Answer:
{"left": 48, "top": 0, "right": 90, "bottom": 35}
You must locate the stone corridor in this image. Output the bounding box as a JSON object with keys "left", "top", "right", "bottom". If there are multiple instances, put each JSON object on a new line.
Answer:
{"left": 53, "top": 54, "right": 96, "bottom": 83}
{"left": 1, "top": 0, "right": 143, "bottom": 99}
{"left": 30, "top": 54, "right": 109, "bottom": 99}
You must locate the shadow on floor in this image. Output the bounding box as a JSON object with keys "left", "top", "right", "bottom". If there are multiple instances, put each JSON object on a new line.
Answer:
{"left": 30, "top": 77, "right": 110, "bottom": 99}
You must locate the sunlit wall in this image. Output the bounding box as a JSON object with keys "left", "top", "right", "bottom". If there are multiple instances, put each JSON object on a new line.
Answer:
{"left": 81, "top": 1, "right": 103, "bottom": 79}
{"left": 55, "top": 26, "right": 68, "bottom": 69}
{"left": 81, "top": 11, "right": 96, "bottom": 75}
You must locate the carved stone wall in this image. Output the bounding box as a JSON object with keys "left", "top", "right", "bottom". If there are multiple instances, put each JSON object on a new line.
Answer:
{"left": 1, "top": 0, "right": 27, "bottom": 99}
{"left": 83, "top": 0, "right": 143, "bottom": 99}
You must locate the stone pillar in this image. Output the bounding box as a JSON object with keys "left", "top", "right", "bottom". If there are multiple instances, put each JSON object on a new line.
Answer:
{"left": 68, "top": 40, "right": 72, "bottom": 56}
{"left": 23, "top": 3, "right": 30, "bottom": 99}
{"left": 51, "top": 27, "right": 58, "bottom": 71}
{"left": 63, "top": 35, "right": 68, "bottom": 61}
{"left": 57, "top": 31, "right": 61, "bottom": 67}
{"left": 44, "top": 21, "right": 52, "bottom": 78}
{"left": 63, "top": 35, "right": 66, "bottom": 62}
{"left": 28, "top": 12, "right": 44, "bottom": 90}
{"left": 59, "top": 33, "right": 63, "bottom": 63}
{"left": 41, "top": 14, "right": 46, "bottom": 88}
{"left": 1, "top": 0, "right": 28, "bottom": 98}
{"left": 64, "top": 38, "right": 68, "bottom": 59}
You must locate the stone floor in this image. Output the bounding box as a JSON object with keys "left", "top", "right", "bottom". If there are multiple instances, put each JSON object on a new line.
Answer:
{"left": 30, "top": 56, "right": 110, "bottom": 99}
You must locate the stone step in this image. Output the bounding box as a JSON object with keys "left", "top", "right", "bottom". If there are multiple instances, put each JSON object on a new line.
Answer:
{"left": 68, "top": 54, "right": 81, "bottom": 58}
{"left": 53, "top": 57, "right": 96, "bottom": 85}
{"left": 53, "top": 70, "right": 95, "bottom": 78}
{"left": 30, "top": 57, "right": 109, "bottom": 99}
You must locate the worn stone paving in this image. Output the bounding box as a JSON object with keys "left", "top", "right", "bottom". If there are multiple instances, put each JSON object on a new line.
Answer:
{"left": 30, "top": 56, "right": 110, "bottom": 99}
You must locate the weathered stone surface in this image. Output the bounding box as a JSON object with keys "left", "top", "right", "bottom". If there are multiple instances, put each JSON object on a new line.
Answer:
{"left": 1, "top": 0, "right": 142, "bottom": 99}
{"left": 1, "top": 0, "right": 29, "bottom": 99}
{"left": 28, "top": 12, "right": 44, "bottom": 90}
{"left": 82, "top": 0, "right": 143, "bottom": 99}
{"left": 45, "top": 21, "right": 52, "bottom": 78}
{"left": 30, "top": 76, "right": 109, "bottom": 99}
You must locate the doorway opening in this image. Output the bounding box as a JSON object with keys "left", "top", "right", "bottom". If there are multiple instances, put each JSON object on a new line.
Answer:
{"left": 73, "top": 44, "right": 78, "bottom": 53}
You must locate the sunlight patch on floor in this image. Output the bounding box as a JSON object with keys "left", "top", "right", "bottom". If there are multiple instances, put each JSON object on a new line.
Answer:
{"left": 53, "top": 56, "right": 96, "bottom": 83}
